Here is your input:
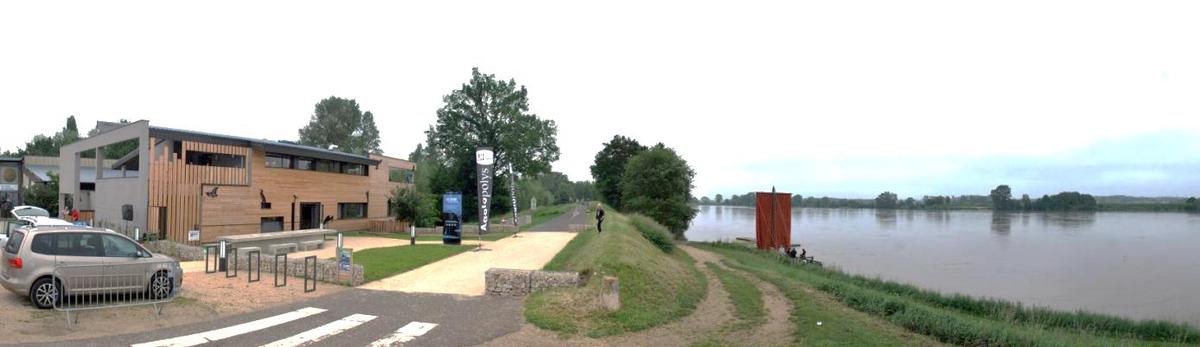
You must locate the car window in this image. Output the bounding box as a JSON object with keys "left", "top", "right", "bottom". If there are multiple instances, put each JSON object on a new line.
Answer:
{"left": 30, "top": 233, "right": 55, "bottom": 255}
{"left": 55, "top": 233, "right": 103, "bottom": 257}
{"left": 102, "top": 234, "right": 140, "bottom": 257}
{"left": 3, "top": 231, "right": 23, "bottom": 254}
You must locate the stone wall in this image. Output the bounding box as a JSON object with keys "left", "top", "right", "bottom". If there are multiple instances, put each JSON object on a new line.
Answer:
{"left": 224, "top": 253, "right": 364, "bottom": 287}
{"left": 143, "top": 240, "right": 205, "bottom": 261}
{"left": 485, "top": 268, "right": 581, "bottom": 296}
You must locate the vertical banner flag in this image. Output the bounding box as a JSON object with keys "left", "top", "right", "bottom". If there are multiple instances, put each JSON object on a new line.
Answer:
{"left": 476, "top": 147, "right": 495, "bottom": 234}
{"left": 508, "top": 162, "right": 519, "bottom": 226}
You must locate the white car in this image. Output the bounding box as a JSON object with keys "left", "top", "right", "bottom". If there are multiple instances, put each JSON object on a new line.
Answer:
{"left": 3, "top": 206, "right": 77, "bottom": 246}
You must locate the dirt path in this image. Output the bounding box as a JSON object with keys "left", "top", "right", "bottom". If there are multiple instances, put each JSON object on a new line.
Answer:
{"left": 481, "top": 245, "right": 795, "bottom": 347}
{"left": 359, "top": 232, "right": 577, "bottom": 296}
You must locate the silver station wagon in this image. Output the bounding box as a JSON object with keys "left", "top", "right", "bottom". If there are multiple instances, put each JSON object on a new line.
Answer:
{"left": 1, "top": 225, "right": 183, "bottom": 309}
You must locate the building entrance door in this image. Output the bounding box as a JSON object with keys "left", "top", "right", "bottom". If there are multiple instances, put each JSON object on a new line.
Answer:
{"left": 299, "top": 203, "right": 322, "bottom": 230}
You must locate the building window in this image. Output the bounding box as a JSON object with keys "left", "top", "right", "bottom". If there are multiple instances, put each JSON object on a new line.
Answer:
{"left": 389, "top": 167, "right": 414, "bottom": 183}
{"left": 186, "top": 151, "right": 245, "bottom": 168}
{"left": 266, "top": 154, "right": 292, "bottom": 169}
{"left": 315, "top": 160, "right": 338, "bottom": 173}
{"left": 342, "top": 163, "right": 366, "bottom": 176}
{"left": 295, "top": 157, "right": 315, "bottom": 171}
{"left": 261, "top": 217, "right": 284, "bottom": 232}
{"left": 338, "top": 203, "right": 367, "bottom": 219}
{"left": 387, "top": 199, "right": 396, "bottom": 217}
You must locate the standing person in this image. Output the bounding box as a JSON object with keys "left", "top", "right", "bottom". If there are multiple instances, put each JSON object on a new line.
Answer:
{"left": 595, "top": 203, "right": 605, "bottom": 232}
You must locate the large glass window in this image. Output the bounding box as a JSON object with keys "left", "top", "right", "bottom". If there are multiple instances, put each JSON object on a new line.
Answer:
{"left": 338, "top": 203, "right": 367, "bottom": 219}
{"left": 102, "top": 234, "right": 140, "bottom": 257}
{"left": 5, "top": 231, "right": 25, "bottom": 254}
{"left": 389, "top": 167, "right": 414, "bottom": 183}
{"left": 266, "top": 154, "right": 292, "bottom": 169}
{"left": 342, "top": 163, "right": 366, "bottom": 176}
{"left": 295, "top": 157, "right": 315, "bottom": 171}
{"left": 261, "top": 217, "right": 284, "bottom": 232}
{"left": 186, "top": 151, "right": 245, "bottom": 168}
{"left": 315, "top": 160, "right": 337, "bottom": 173}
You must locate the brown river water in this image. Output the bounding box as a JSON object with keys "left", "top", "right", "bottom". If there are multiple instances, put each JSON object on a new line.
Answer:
{"left": 685, "top": 205, "right": 1200, "bottom": 327}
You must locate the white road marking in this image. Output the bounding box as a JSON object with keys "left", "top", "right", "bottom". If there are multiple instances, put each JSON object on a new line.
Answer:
{"left": 259, "top": 313, "right": 378, "bottom": 347}
{"left": 367, "top": 321, "right": 439, "bottom": 347}
{"left": 131, "top": 307, "right": 328, "bottom": 347}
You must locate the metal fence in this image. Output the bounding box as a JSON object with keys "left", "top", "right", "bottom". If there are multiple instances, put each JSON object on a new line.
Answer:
{"left": 50, "top": 261, "right": 179, "bottom": 326}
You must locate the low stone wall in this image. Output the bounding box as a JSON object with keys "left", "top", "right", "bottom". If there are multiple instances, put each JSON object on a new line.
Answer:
{"left": 143, "top": 240, "right": 205, "bottom": 261}
{"left": 485, "top": 268, "right": 581, "bottom": 296}
{"left": 226, "top": 253, "right": 364, "bottom": 287}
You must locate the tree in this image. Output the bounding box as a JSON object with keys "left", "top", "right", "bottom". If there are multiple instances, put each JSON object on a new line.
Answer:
{"left": 1020, "top": 194, "right": 1033, "bottom": 211}
{"left": 621, "top": 144, "right": 697, "bottom": 238}
{"left": 23, "top": 172, "right": 59, "bottom": 217}
{"left": 1186, "top": 197, "right": 1199, "bottom": 212}
{"left": 714, "top": 194, "right": 724, "bottom": 205}
{"left": 390, "top": 186, "right": 421, "bottom": 224}
{"left": 421, "top": 68, "right": 559, "bottom": 222}
{"left": 875, "top": 191, "right": 899, "bottom": 209}
{"left": 700, "top": 196, "right": 712, "bottom": 205}
{"left": 85, "top": 119, "right": 138, "bottom": 159}
{"left": 990, "top": 185, "right": 1014, "bottom": 211}
{"left": 590, "top": 135, "right": 647, "bottom": 210}
{"left": 19, "top": 116, "right": 82, "bottom": 157}
{"left": 792, "top": 194, "right": 804, "bottom": 207}
{"left": 298, "top": 96, "right": 382, "bottom": 155}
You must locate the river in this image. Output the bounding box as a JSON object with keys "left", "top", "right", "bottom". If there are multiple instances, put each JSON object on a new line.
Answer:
{"left": 685, "top": 205, "right": 1200, "bottom": 327}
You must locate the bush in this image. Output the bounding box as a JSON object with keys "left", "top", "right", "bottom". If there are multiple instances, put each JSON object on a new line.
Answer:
{"left": 629, "top": 214, "right": 673, "bottom": 252}
{"left": 620, "top": 144, "right": 697, "bottom": 237}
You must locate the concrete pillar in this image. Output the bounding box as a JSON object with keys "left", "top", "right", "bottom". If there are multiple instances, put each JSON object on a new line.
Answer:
{"left": 601, "top": 276, "right": 620, "bottom": 311}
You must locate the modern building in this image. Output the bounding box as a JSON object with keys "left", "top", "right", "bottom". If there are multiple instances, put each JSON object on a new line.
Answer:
{"left": 58, "top": 120, "right": 415, "bottom": 245}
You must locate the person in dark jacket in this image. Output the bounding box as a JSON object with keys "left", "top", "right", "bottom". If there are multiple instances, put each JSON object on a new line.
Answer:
{"left": 595, "top": 203, "right": 605, "bottom": 232}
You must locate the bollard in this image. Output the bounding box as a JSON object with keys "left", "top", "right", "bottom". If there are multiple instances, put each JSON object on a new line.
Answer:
{"left": 601, "top": 276, "right": 620, "bottom": 311}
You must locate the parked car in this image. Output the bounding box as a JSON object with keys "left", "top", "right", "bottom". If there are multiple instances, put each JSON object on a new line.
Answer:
{"left": 1, "top": 225, "right": 182, "bottom": 309}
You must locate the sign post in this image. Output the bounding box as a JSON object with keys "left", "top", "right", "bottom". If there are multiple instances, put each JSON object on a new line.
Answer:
{"left": 442, "top": 193, "right": 463, "bottom": 245}
{"left": 475, "top": 147, "right": 494, "bottom": 251}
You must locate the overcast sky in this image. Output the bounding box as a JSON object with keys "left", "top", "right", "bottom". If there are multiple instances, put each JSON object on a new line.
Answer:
{"left": 2, "top": 1, "right": 1198, "bottom": 199}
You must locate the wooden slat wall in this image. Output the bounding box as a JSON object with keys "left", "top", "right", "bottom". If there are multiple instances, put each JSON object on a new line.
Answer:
{"left": 148, "top": 137, "right": 251, "bottom": 245}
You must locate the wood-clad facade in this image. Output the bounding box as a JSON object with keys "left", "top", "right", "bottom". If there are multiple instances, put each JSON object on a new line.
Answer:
{"left": 62, "top": 121, "right": 415, "bottom": 245}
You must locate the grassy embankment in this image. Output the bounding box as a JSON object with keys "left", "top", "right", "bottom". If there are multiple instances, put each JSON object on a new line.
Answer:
{"left": 524, "top": 208, "right": 706, "bottom": 337}
{"left": 698, "top": 242, "right": 1200, "bottom": 346}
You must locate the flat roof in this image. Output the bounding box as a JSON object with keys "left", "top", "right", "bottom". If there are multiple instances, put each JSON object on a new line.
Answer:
{"left": 149, "top": 126, "right": 380, "bottom": 166}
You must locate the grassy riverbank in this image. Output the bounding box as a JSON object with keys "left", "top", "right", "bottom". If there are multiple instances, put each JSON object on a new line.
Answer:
{"left": 697, "top": 242, "right": 1200, "bottom": 346}
{"left": 525, "top": 209, "right": 706, "bottom": 337}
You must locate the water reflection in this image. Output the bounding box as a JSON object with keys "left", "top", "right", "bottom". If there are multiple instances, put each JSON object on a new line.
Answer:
{"left": 1037, "top": 212, "right": 1097, "bottom": 229}
{"left": 991, "top": 212, "right": 1013, "bottom": 235}
{"left": 925, "top": 210, "right": 951, "bottom": 225}
{"left": 875, "top": 209, "right": 898, "bottom": 229}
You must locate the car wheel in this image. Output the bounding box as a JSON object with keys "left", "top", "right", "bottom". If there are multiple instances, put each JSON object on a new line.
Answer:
{"left": 148, "top": 272, "right": 173, "bottom": 300}
{"left": 30, "top": 278, "right": 60, "bottom": 309}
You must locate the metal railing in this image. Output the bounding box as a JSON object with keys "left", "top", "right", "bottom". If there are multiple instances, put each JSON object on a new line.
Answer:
{"left": 50, "top": 261, "right": 179, "bottom": 326}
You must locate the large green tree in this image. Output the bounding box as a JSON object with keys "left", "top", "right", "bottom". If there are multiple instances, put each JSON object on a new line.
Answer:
{"left": 298, "top": 96, "right": 382, "bottom": 155}
{"left": 990, "top": 185, "right": 1014, "bottom": 210}
{"left": 621, "top": 143, "right": 697, "bottom": 238}
{"left": 875, "top": 191, "right": 899, "bottom": 209}
{"left": 19, "top": 116, "right": 81, "bottom": 157}
{"left": 421, "top": 68, "right": 559, "bottom": 222}
{"left": 590, "top": 135, "right": 647, "bottom": 210}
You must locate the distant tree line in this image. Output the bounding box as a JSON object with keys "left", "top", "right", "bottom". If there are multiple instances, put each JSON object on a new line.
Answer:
{"left": 696, "top": 185, "right": 1199, "bottom": 213}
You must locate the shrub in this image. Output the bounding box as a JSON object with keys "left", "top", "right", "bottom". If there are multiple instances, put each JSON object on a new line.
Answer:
{"left": 629, "top": 214, "right": 674, "bottom": 252}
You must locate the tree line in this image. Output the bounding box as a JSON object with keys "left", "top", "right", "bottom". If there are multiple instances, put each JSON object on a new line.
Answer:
{"left": 591, "top": 135, "right": 697, "bottom": 239}
{"left": 697, "top": 185, "right": 1200, "bottom": 213}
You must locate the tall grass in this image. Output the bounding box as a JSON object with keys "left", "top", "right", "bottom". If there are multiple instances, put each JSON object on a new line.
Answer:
{"left": 701, "top": 242, "right": 1200, "bottom": 345}
{"left": 629, "top": 214, "right": 674, "bottom": 252}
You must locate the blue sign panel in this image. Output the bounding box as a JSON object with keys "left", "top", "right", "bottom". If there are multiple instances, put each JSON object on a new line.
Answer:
{"left": 443, "top": 193, "right": 463, "bottom": 221}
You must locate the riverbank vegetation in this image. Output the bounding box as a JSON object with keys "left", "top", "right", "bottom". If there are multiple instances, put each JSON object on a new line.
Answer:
{"left": 591, "top": 135, "right": 698, "bottom": 239}
{"left": 698, "top": 242, "right": 1200, "bottom": 346}
{"left": 700, "top": 185, "right": 1199, "bottom": 213}
{"left": 525, "top": 209, "right": 706, "bottom": 337}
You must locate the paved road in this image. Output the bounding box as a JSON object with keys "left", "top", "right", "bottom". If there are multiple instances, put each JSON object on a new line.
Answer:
{"left": 527, "top": 204, "right": 593, "bottom": 232}
{"left": 27, "top": 289, "right": 523, "bottom": 347}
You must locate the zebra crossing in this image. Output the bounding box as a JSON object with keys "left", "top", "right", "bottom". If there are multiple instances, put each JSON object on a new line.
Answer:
{"left": 131, "top": 307, "right": 438, "bottom": 347}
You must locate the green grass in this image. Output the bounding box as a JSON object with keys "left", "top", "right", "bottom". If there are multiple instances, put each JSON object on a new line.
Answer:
{"left": 525, "top": 209, "right": 707, "bottom": 337}
{"left": 628, "top": 214, "right": 674, "bottom": 252}
{"left": 353, "top": 244, "right": 474, "bottom": 282}
{"left": 520, "top": 203, "right": 576, "bottom": 231}
{"left": 698, "top": 242, "right": 1199, "bottom": 346}
{"left": 705, "top": 262, "right": 764, "bottom": 329}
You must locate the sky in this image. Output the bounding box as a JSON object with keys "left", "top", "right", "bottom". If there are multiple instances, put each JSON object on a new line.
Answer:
{"left": 2, "top": 1, "right": 1198, "bottom": 199}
